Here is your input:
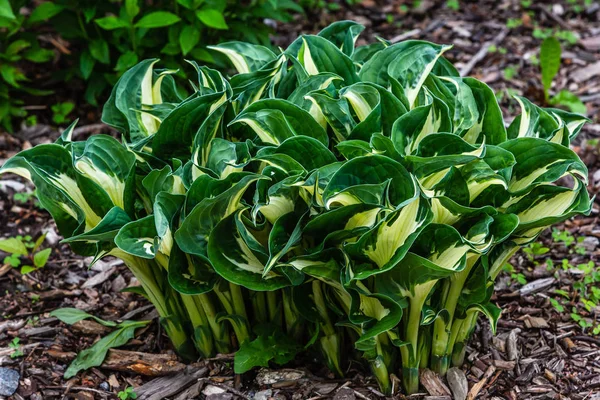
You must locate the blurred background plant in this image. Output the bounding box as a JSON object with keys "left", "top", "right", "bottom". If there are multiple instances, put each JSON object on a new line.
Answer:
{"left": 0, "top": 0, "right": 303, "bottom": 132}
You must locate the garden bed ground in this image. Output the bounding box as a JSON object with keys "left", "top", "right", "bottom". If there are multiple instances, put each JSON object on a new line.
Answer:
{"left": 1, "top": 0, "right": 600, "bottom": 399}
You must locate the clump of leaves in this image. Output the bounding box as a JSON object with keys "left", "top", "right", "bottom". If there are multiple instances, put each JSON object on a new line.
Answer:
{"left": 0, "top": 0, "right": 304, "bottom": 130}
{"left": 9, "top": 337, "right": 23, "bottom": 358}
{"left": 2, "top": 21, "right": 592, "bottom": 395}
{"left": 118, "top": 387, "right": 137, "bottom": 400}
{"left": 51, "top": 102, "right": 75, "bottom": 125}
{"left": 0, "top": 234, "right": 51, "bottom": 274}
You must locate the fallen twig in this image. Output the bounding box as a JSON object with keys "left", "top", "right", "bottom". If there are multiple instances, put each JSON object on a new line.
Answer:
{"left": 460, "top": 28, "right": 509, "bottom": 76}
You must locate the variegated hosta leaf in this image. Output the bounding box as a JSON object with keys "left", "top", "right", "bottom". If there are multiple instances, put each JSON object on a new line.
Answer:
{"left": 340, "top": 82, "right": 407, "bottom": 138}
{"left": 168, "top": 242, "right": 217, "bottom": 295}
{"left": 317, "top": 20, "right": 365, "bottom": 57}
{"left": 506, "top": 179, "right": 591, "bottom": 244}
{"left": 391, "top": 95, "right": 452, "bottom": 155}
{"left": 152, "top": 90, "right": 229, "bottom": 160}
{"left": 302, "top": 203, "right": 382, "bottom": 252}
{"left": 207, "top": 210, "right": 292, "bottom": 291}
{"left": 176, "top": 173, "right": 268, "bottom": 256}
{"left": 406, "top": 134, "right": 485, "bottom": 184}
{"left": 343, "top": 278, "right": 403, "bottom": 346}
{"left": 359, "top": 41, "right": 452, "bottom": 107}
{"left": 208, "top": 42, "right": 277, "bottom": 74}
{"left": 323, "top": 154, "right": 416, "bottom": 208}
{"left": 115, "top": 215, "right": 159, "bottom": 259}
{"left": 345, "top": 196, "right": 432, "bottom": 279}
{"left": 72, "top": 135, "right": 137, "bottom": 213}
{"left": 295, "top": 35, "right": 360, "bottom": 84}
{"left": 507, "top": 96, "right": 590, "bottom": 145}
{"left": 499, "top": 137, "right": 588, "bottom": 195}
{"left": 103, "top": 59, "right": 179, "bottom": 142}
{"left": 229, "top": 55, "right": 287, "bottom": 112}
{"left": 375, "top": 251, "right": 466, "bottom": 303}
{"left": 0, "top": 144, "right": 112, "bottom": 233}
{"left": 230, "top": 99, "right": 328, "bottom": 146}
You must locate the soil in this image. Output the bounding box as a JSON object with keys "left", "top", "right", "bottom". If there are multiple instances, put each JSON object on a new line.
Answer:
{"left": 1, "top": 0, "right": 600, "bottom": 399}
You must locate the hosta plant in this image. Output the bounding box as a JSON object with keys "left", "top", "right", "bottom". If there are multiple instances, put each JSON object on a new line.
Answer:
{"left": 1, "top": 21, "right": 591, "bottom": 395}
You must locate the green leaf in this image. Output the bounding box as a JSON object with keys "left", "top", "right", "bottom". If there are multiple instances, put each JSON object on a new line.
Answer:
{"left": 80, "top": 51, "right": 96, "bottom": 79}
{"left": 23, "top": 47, "right": 55, "bottom": 63}
{"left": 114, "top": 51, "right": 138, "bottom": 72}
{"left": 50, "top": 308, "right": 118, "bottom": 327}
{"left": 179, "top": 24, "right": 200, "bottom": 56}
{"left": 234, "top": 332, "right": 301, "bottom": 373}
{"left": 6, "top": 40, "right": 31, "bottom": 56}
{"left": 64, "top": 320, "right": 150, "bottom": 378}
{"left": 550, "top": 90, "right": 587, "bottom": 115}
{"left": 196, "top": 8, "right": 228, "bottom": 30}
{"left": 0, "top": 238, "right": 28, "bottom": 255}
{"left": 95, "top": 16, "right": 129, "bottom": 30}
{"left": 29, "top": 2, "right": 63, "bottom": 24}
{"left": 125, "top": 0, "right": 140, "bottom": 20}
{"left": 135, "top": 11, "right": 181, "bottom": 28}
{"left": 33, "top": 248, "right": 51, "bottom": 268}
{"left": 540, "top": 37, "right": 561, "bottom": 98}
{"left": 0, "top": 0, "right": 16, "bottom": 20}
{"left": 89, "top": 40, "right": 110, "bottom": 64}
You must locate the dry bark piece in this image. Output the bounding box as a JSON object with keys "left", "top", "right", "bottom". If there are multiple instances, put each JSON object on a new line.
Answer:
{"left": 255, "top": 369, "right": 305, "bottom": 385}
{"left": 573, "top": 61, "right": 600, "bottom": 83}
{"left": 506, "top": 329, "right": 520, "bottom": 361}
{"left": 446, "top": 367, "right": 468, "bottom": 400}
{"left": 72, "top": 320, "right": 112, "bottom": 335}
{"left": 101, "top": 349, "right": 186, "bottom": 376}
{"left": 467, "top": 365, "right": 496, "bottom": 400}
{"left": 136, "top": 366, "right": 208, "bottom": 400}
{"left": 81, "top": 267, "right": 117, "bottom": 289}
{"left": 419, "top": 369, "right": 451, "bottom": 397}
{"left": 522, "top": 316, "right": 550, "bottom": 329}
{"left": 519, "top": 278, "right": 555, "bottom": 296}
{"left": 491, "top": 360, "right": 516, "bottom": 370}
